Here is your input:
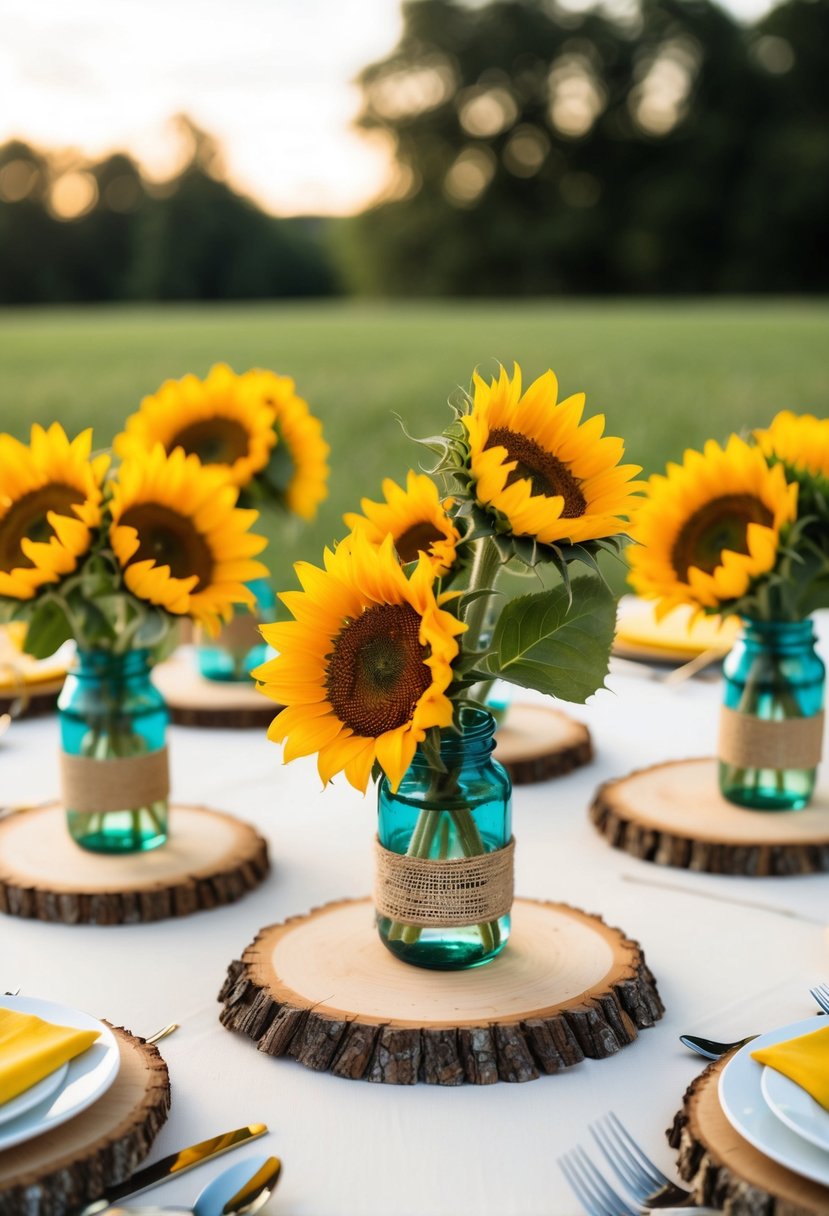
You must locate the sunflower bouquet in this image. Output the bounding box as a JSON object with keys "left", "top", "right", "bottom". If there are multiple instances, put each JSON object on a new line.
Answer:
{"left": 256, "top": 363, "right": 641, "bottom": 968}
{"left": 115, "top": 362, "right": 330, "bottom": 519}
{"left": 0, "top": 422, "right": 267, "bottom": 852}
{"left": 628, "top": 413, "right": 829, "bottom": 810}
{"left": 114, "top": 363, "right": 328, "bottom": 681}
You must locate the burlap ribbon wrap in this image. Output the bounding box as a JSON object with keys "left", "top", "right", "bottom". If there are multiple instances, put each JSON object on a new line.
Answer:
{"left": 718, "top": 707, "right": 825, "bottom": 770}
{"left": 374, "top": 836, "right": 515, "bottom": 927}
{"left": 60, "top": 746, "right": 170, "bottom": 814}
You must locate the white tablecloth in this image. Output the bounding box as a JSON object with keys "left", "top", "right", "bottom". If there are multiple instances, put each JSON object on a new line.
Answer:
{"left": 2, "top": 623, "right": 829, "bottom": 1216}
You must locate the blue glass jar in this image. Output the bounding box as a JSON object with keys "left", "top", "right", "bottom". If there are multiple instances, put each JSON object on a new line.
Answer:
{"left": 195, "top": 577, "right": 276, "bottom": 681}
{"left": 719, "top": 618, "right": 825, "bottom": 810}
{"left": 58, "top": 648, "right": 169, "bottom": 852}
{"left": 376, "top": 706, "right": 512, "bottom": 970}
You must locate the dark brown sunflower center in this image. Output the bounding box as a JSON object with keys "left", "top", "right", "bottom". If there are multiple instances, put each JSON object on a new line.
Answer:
{"left": 671, "top": 494, "right": 774, "bottom": 580}
{"left": 119, "top": 504, "right": 214, "bottom": 590}
{"left": 485, "top": 427, "right": 587, "bottom": 518}
{"left": 326, "top": 603, "right": 431, "bottom": 737}
{"left": 394, "top": 521, "right": 445, "bottom": 564}
{"left": 168, "top": 418, "right": 250, "bottom": 466}
{"left": 0, "top": 484, "right": 83, "bottom": 571}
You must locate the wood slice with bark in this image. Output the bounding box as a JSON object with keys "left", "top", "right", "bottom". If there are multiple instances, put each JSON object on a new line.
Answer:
{"left": 0, "top": 676, "right": 64, "bottom": 720}
{"left": 218, "top": 897, "right": 664, "bottom": 1085}
{"left": 668, "top": 1053, "right": 829, "bottom": 1215}
{"left": 0, "top": 1027, "right": 170, "bottom": 1216}
{"left": 0, "top": 803, "right": 269, "bottom": 924}
{"left": 152, "top": 655, "right": 279, "bottom": 729}
{"left": 493, "top": 704, "right": 592, "bottom": 784}
{"left": 590, "top": 758, "right": 829, "bottom": 876}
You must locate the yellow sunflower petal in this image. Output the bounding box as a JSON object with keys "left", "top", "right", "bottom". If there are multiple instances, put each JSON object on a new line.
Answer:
{"left": 257, "top": 531, "right": 460, "bottom": 792}
{"left": 114, "top": 364, "right": 278, "bottom": 490}
{"left": 0, "top": 422, "right": 106, "bottom": 600}
{"left": 628, "top": 435, "right": 798, "bottom": 614}
{"left": 109, "top": 445, "right": 268, "bottom": 634}
{"left": 464, "top": 362, "right": 640, "bottom": 545}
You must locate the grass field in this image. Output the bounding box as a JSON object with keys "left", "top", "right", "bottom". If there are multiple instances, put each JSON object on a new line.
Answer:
{"left": 2, "top": 299, "right": 827, "bottom": 595}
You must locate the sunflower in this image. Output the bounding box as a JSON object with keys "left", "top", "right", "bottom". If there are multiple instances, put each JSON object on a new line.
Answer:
{"left": 0, "top": 424, "right": 108, "bottom": 600}
{"left": 109, "top": 445, "right": 268, "bottom": 636}
{"left": 755, "top": 411, "right": 829, "bottom": 482}
{"left": 242, "top": 369, "right": 329, "bottom": 519}
{"left": 343, "top": 471, "right": 459, "bottom": 575}
{"left": 254, "top": 532, "right": 466, "bottom": 793}
{"left": 628, "top": 435, "right": 798, "bottom": 615}
{"left": 462, "top": 363, "right": 641, "bottom": 545}
{"left": 114, "top": 363, "right": 277, "bottom": 489}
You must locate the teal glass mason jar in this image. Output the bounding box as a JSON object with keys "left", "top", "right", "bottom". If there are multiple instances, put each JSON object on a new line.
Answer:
{"left": 195, "top": 577, "right": 276, "bottom": 681}
{"left": 376, "top": 706, "right": 513, "bottom": 970}
{"left": 719, "top": 618, "right": 825, "bottom": 811}
{"left": 58, "top": 648, "right": 169, "bottom": 852}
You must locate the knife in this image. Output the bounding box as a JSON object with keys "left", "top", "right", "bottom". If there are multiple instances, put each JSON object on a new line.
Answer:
{"left": 77, "top": 1123, "right": 268, "bottom": 1214}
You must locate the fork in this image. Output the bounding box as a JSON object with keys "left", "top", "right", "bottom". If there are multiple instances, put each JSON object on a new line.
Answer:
{"left": 589, "top": 1113, "right": 693, "bottom": 1208}
{"left": 810, "top": 984, "right": 829, "bottom": 1015}
{"left": 558, "top": 1145, "right": 717, "bottom": 1215}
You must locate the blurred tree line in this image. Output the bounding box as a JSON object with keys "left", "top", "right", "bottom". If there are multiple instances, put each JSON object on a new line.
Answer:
{"left": 338, "top": 0, "right": 829, "bottom": 294}
{"left": 1, "top": 0, "right": 827, "bottom": 302}
{"left": 0, "top": 119, "right": 339, "bottom": 304}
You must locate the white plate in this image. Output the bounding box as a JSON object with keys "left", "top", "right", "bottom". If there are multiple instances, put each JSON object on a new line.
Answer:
{"left": 719, "top": 1015, "right": 829, "bottom": 1187}
{"left": 0, "top": 1060, "right": 68, "bottom": 1126}
{"left": 0, "top": 995, "right": 120, "bottom": 1152}
{"left": 762, "top": 1061, "right": 829, "bottom": 1153}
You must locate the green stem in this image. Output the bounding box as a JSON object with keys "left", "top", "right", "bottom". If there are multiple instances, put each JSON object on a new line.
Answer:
{"left": 461, "top": 537, "right": 502, "bottom": 657}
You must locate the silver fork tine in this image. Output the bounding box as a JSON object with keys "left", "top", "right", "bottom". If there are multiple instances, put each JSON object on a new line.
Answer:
{"left": 559, "top": 1155, "right": 603, "bottom": 1216}
{"left": 591, "top": 1116, "right": 651, "bottom": 1196}
{"left": 560, "top": 1148, "right": 639, "bottom": 1216}
{"left": 607, "top": 1112, "right": 672, "bottom": 1188}
{"left": 575, "top": 1147, "right": 640, "bottom": 1216}
{"left": 811, "top": 984, "right": 829, "bottom": 1015}
{"left": 561, "top": 1152, "right": 618, "bottom": 1216}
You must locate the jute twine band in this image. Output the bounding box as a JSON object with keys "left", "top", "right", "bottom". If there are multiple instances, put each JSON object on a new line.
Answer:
{"left": 59, "top": 746, "right": 170, "bottom": 814}
{"left": 373, "top": 836, "right": 515, "bottom": 927}
{"left": 718, "top": 707, "right": 825, "bottom": 770}
{"left": 196, "top": 613, "right": 262, "bottom": 656}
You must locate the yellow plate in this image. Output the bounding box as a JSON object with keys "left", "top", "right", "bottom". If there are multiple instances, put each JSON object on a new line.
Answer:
{"left": 614, "top": 596, "right": 739, "bottom": 663}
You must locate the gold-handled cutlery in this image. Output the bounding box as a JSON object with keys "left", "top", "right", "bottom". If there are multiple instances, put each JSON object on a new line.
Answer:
{"left": 76, "top": 1125, "right": 270, "bottom": 1215}
{"left": 98, "top": 1154, "right": 282, "bottom": 1216}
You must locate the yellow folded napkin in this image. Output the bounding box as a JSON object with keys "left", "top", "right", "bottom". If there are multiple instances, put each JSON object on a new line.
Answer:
{"left": 0, "top": 1007, "right": 99, "bottom": 1105}
{"left": 752, "top": 1025, "right": 829, "bottom": 1110}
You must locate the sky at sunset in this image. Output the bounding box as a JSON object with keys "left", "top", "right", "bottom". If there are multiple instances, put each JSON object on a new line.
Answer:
{"left": 2, "top": 0, "right": 777, "bottom": 217}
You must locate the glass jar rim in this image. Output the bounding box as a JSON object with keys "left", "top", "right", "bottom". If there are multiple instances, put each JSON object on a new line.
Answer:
{"left": 409, "top": 703, "right": 497, "bottom": 761}
{"left": 72, "top": 647, "right": 152, "bottom": 673}
{"left": 740, "top": 617, "right": 815, "bottom": 637}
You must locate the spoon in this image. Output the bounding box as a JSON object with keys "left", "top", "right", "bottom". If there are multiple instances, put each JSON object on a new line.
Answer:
{"left": 99, "top": 1155, "right": 281, "bottom": 1216}
{"left": 194, "top": 1155, "right": 281, "bottom": 1216}
{"left": 680, "top": 1033, "right": 758, "bottom": 1060}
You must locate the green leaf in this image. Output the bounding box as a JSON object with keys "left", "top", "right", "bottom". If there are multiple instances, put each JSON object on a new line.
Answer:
{"left": 484, "top": 577, "right": 617, "bottom": 703}
{"left": 23, "top": 597, "right": 74, "bottom": 659}
{"left": 259, "top": 431, "right": 295, "bottom": 504}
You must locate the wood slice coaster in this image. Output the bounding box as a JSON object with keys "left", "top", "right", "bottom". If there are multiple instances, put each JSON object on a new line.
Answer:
{"left": 0, "top": 676, "right": 64, "bottom": 720}
{"left": 0, "top": 803, "right": 269, "bottom": 924}
{"left": 152, "top": 654, "right": 278, "bottom": 729}
{"left": 0, "top": 1026, "right": 170, "bottom": 1216}
{"left": 218, "top": 896, "right": 664, "bottom": 1085}
{"left": 668, "top": 1053, "right": 829, "bottom": 1215}
{"left": 590, "top": 757, "right": 829, "bottom": 876}
{"left": 493, "top": 703, "right": 592, "bottom": 784}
